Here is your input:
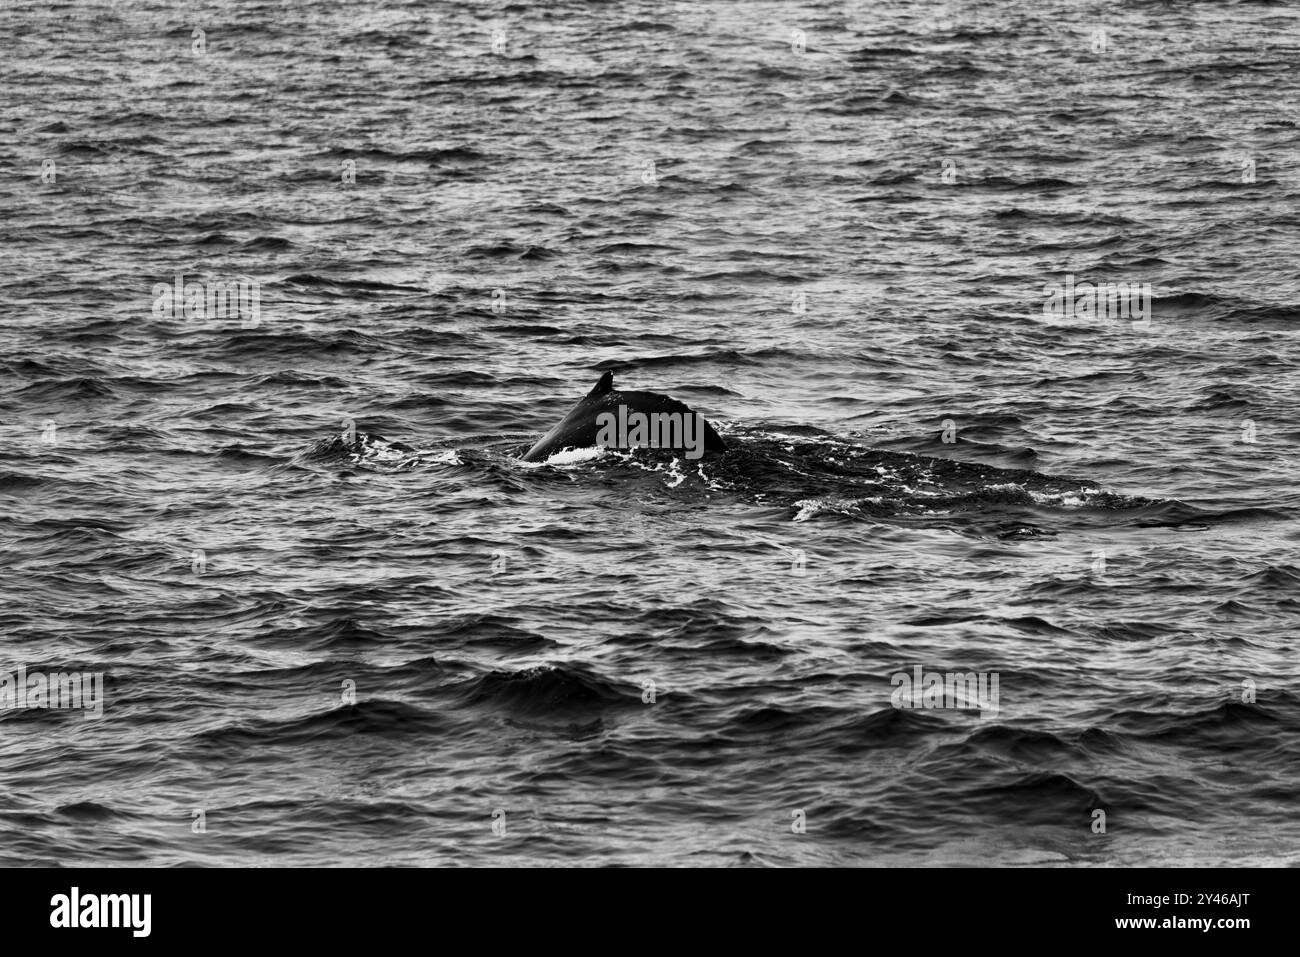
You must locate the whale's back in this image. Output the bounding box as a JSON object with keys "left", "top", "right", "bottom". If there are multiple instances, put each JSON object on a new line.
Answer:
{"left": 521, "top": 373, "right": 727, "bottom": 462}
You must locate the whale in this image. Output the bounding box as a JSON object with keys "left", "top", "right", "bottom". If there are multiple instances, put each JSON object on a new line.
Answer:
{"left": 521, "top": 371, "right": 728, "bottom": 463}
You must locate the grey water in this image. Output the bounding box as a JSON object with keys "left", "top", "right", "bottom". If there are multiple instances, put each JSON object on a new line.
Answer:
{"left": 1, "top": 0, "right": 1298, "bottom": 866}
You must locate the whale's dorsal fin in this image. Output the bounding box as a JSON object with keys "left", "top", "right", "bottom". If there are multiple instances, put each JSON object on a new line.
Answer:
{"left": 520, "top": 370, "right": 727, "bottom": 462}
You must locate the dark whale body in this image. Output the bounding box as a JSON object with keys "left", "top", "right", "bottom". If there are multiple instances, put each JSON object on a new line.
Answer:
{"left": 521, "top": 371, "right": 728, "bottom": 463}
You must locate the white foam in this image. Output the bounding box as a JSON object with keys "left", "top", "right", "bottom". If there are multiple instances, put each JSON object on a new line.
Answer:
{"left": 419, "top": 449, "right": 461, "bottom": 465}
{"left": 535, "top": 446, "right": 608, "bottom": 467}
{"left": 793, "top": 499, "right": 822, "bottom": 522}
{"left": 664, "top": 458, "right": 686, "bottom": 488}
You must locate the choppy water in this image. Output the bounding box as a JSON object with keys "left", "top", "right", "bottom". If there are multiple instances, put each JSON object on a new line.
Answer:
{"left": 2, "top": 0, "right": 1299, "bottom": 866}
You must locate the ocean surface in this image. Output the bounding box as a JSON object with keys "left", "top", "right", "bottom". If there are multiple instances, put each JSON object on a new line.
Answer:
{"left": 2, "top": 0, "right": 1298, "bottom": 866}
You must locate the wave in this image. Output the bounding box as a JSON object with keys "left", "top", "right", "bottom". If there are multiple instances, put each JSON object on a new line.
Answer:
{"left": 195, "top": 699, "right": 445, "bottom": 749}
{"left": 454, "top": 665, "right": 640, "bottom": 718}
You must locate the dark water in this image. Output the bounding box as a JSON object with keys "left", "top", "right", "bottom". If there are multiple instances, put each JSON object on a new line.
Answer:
{"left": 2, "top": 0, "right": 1299, "bottom": 866}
